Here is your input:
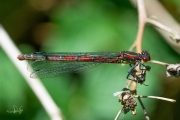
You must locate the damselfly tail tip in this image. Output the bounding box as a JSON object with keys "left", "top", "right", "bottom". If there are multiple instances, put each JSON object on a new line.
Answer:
{"left": 17, "top": 54, "right": 24, "bottom": 60}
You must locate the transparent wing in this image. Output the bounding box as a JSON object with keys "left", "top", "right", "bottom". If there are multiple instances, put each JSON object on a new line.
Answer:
{"left": 28, "top": 61, "right": 101, "bottom": 78}
{"left": 27, "top": 51, "right": 121, "bottom": 79}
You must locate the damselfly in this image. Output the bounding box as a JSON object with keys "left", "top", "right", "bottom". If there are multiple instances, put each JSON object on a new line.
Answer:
{"left": 17, "top": 51, "right": 150, "bottom": 78}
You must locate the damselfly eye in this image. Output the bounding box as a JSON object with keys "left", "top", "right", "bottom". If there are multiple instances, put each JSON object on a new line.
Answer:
{"left": 141, "top": 50, "right": 150, "bottom": 62}
{"left": 141, "top": 50, "right": 147, "bottom": 55}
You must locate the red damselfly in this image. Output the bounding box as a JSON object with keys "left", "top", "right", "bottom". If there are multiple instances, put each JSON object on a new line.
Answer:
{"left": 17, "top": 51, "right": 150, "bottom": 79}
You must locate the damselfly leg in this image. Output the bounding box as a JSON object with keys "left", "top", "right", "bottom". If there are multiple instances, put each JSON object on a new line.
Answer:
{"left": 126, "top": 62, "right": 151, "bottom": 85}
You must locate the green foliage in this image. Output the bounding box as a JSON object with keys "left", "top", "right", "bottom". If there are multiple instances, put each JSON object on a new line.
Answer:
{"left": 0, "top": 0, "right": 180, "bottom": 120}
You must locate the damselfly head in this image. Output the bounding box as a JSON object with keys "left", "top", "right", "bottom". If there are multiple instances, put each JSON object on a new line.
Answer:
{"left": 141, "top": 50, "right": 151, "bottom": 62}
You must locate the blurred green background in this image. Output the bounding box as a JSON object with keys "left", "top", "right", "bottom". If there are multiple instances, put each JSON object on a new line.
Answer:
{"left": 0, "top": 0, "right": 180, "bottom": 120}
